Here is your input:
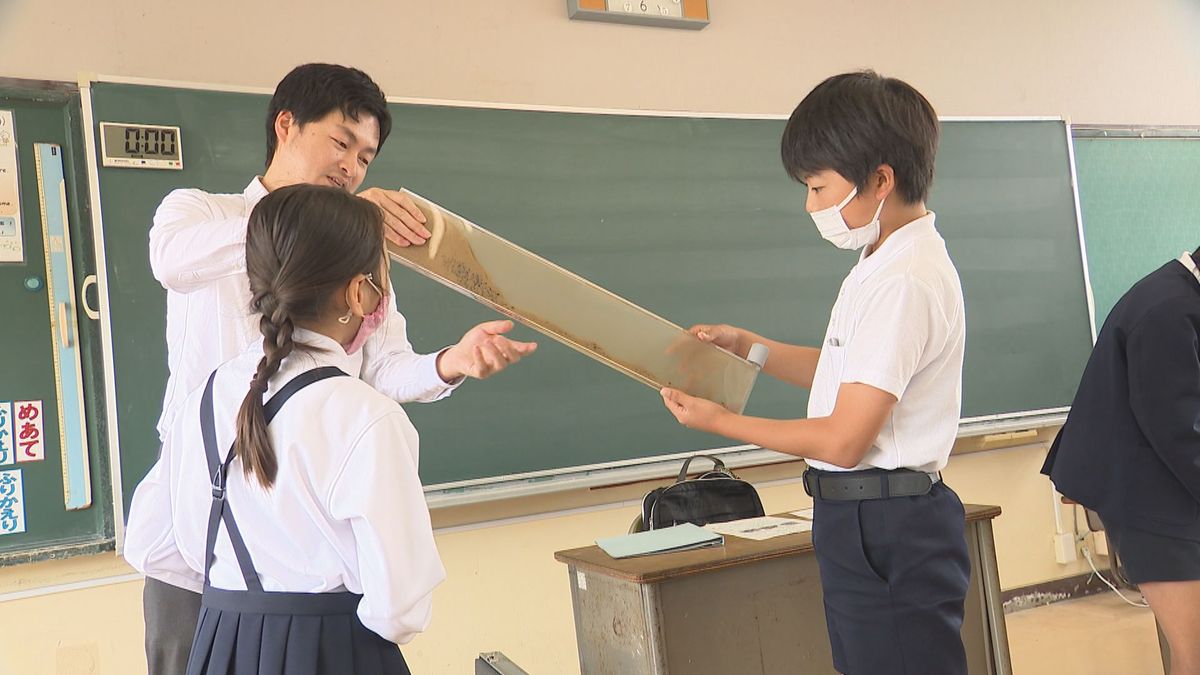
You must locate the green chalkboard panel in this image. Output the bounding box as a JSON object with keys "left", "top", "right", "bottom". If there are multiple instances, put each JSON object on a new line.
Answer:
{"left": 88, "top": 82, "right": 1093, "bottom": 506}
{"left": 1073, "top": 135, "right": 1200, "bottom": 331}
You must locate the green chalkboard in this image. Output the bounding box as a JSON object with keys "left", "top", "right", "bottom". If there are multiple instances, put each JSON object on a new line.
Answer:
{"left": 88, "top": 82, "right": 1093, "bottom": 509}
{"left": 0, "top": 84, "right": 112, "bottom": 562}
{"left": 1073, "top": 134, "right": 1200, "bottom": 331}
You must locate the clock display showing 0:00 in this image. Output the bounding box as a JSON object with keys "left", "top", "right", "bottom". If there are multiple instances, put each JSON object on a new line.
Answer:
{"left": 123, "top": 127, "right": 177, "bottom": 157}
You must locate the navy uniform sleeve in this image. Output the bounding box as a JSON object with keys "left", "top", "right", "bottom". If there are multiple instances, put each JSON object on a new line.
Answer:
{"left": 1127, "top": 303, "right": 1200, "bottom": 503}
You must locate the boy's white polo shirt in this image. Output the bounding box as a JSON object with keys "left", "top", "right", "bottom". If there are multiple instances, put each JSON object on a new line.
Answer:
{"left": 805, "top": 212, "right": 965, "bottom": 473}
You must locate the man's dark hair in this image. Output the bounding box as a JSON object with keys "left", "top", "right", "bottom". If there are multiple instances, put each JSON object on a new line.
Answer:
{"left": 781, "top": 70, "right": 939, "bottom": 204}
{"left": 264, "top": 63, "right": 392, "bottom": 167}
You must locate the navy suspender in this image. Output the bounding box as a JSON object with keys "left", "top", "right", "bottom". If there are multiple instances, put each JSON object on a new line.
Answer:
{"left": 199, "top": 366, "right": 348, "bottom": 590}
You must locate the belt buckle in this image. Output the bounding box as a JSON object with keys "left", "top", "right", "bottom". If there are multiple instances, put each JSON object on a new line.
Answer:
{"left": 211, "top": 469, "right": 226, "bottom": 501}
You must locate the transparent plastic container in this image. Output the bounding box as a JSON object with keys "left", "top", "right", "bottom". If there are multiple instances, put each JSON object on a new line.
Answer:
{"left": 388, "top": 192, "right": 768, "bottom": 413}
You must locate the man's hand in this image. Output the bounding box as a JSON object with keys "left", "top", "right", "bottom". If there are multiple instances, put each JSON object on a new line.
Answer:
{"left": 688, "top": 324, "right": 745, "bottom": 358}
{"left": 437, "top": 320, "right": 538, "bottom": 382}
{"left": 359, "top": 188, "right": 431, "bottom": 247}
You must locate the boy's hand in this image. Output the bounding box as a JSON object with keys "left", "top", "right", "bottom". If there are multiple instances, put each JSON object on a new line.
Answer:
{"left": 359, "top": 188, "right": 432, "bottom": 247}
{"left": 661, "top": 387, "right": 729, "bottom": 434}
{"left": 437, "top": 320, "right": 537, "bottom": 382}
{"left": 689, "top": 324, "right": 743, "bottom": 357}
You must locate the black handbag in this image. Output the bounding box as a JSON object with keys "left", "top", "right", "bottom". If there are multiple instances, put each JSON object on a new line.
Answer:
{"left": 640, "top": 455, "right": 765, "bottom": 530}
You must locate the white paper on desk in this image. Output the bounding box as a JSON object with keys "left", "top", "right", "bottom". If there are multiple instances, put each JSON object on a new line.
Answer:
{"left": 705, "top": 516, "right": 812, "bottom": 541}
{"left": 790, "top": 508, "right": 814, "bottom": 521}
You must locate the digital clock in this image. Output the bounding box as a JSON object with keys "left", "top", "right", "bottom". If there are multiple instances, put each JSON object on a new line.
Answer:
{"left": 567, "top": 0, "right": 708, "bottom": 30}
{"left": 99, "top": 122, "right": 184, "bottom": 170}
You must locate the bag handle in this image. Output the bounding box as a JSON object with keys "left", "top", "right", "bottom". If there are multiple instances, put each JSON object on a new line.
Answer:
{"left": 678, "top": 454, "right": 729, "bottom": 482}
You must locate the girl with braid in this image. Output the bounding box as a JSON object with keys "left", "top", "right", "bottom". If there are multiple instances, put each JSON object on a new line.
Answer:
{"left": 133, "top": 64, "right": 534, "bottom": 674}
{"left": 126, "top": 184, "right": 441, "bottom": 674}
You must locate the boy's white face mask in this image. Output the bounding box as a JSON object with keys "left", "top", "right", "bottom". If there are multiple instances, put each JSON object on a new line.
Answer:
{"left": 809, "top": 186, "right": 885, "bottom": 251}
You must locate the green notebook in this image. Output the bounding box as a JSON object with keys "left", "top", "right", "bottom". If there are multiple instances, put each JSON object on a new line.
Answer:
{"left": 596, "top": 523, "right": 724, "bottom": 559}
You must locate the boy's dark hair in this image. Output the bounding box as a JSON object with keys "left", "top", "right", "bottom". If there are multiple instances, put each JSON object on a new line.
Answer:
{"left": 236, "top": 184, "right": 384, "bottom": 488}
{"left": 264, "top": 63, "right": 392, "bottom": 168}
{"left": 781, "top": 70, "right": 939, "bottom": 204}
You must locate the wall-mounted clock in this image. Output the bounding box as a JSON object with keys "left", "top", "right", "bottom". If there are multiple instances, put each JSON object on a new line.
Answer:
{"left": 567, "top": 0, "right": 709, "bottom": 30}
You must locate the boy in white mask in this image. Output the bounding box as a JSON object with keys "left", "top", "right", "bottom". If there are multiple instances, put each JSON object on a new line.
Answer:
{"left": 661, "top": 71, "right": 968, "bottom": 675}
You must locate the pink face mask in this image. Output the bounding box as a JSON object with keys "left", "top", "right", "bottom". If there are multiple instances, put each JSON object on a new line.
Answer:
{"left": 343, "top": 274, "right": 389, "bottom": 355}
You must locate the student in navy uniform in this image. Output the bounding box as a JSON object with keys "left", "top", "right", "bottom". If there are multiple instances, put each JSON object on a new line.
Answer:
{"left": 132, "top": 63, "right": 536, "bottom": 674}
{"left": 127, "top": 184, "right": 445, "bottom": 674}
{"left": 1043, "top": 249, "right": 1200, "bottom": 675}
{"left": 661, "top": 71, "right": 970, "bottom": 675}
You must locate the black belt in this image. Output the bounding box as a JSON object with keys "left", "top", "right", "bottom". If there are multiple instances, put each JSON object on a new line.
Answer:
{"left": 803, "top": 467, "right": 940, "bottom": 501}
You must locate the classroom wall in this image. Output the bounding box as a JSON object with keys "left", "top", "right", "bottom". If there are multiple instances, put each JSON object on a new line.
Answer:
{"left": 411, "top": 443, "right": 1099, "bottom": 673}
{"left": 0, "top": 442, "right": 1097, "bottom": 674}
{"left": 2, "top": 0, "right": 1200, "bottom": 125}
{"left": 1, "top": 0, "right": 1190, "bottom": 673}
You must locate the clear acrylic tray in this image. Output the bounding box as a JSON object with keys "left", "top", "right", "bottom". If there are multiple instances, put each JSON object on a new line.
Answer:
{"left": 387, "top": 191, "right": 767, "bottom": 413}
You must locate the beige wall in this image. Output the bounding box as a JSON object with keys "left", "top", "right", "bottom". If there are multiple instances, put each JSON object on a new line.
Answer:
{"left": 0, "top": 442, "right": 1099, "bottom": 674}
{"left": 2, "top": 0, "right": 1200, "bottom": 124}
{"left": 0, "top": 0, "right": 1186, "bottom": 673}
{"left": 412, "top": 442, "right": 1098, "bottom": 672}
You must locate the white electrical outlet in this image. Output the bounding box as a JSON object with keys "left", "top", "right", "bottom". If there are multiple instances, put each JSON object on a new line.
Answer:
{"left": 1092, "top": 531, "right": 1109, "bottom": 557}
{"left": 1054, "top": 532, "right": 1078, "bottom": 563}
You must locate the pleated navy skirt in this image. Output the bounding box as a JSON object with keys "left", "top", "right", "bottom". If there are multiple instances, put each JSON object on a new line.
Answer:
{"left": 1102, "top": 517, "right": 1200, "bottom": 584}
{"left": 187, "top": 368, "right": 411, "bottom": 675}
{"left": 185, "top": 587, "right": 411, "bottom": 675}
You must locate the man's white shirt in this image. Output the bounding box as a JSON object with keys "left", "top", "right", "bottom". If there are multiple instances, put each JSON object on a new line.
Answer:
{"left": 148, "top": 178, "right": 458, "bottom": 439}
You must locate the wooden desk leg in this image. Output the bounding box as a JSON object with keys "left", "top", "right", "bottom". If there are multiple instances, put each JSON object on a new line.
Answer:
{"left": 975, "top": 520, "right": 1013, "bottom": 675}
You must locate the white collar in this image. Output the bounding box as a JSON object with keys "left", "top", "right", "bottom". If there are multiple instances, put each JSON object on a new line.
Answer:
{"left": 245, "top": 177, "right": 270, "bottom": 204}
{"left": 1177, "top": 252, "right": 1200, "bottom": 284}
{"left": 850, "top": 212, "right": 939, "bottom": 284}
{"left": 246, "top": 328, "right": 363, "bottom": 379}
